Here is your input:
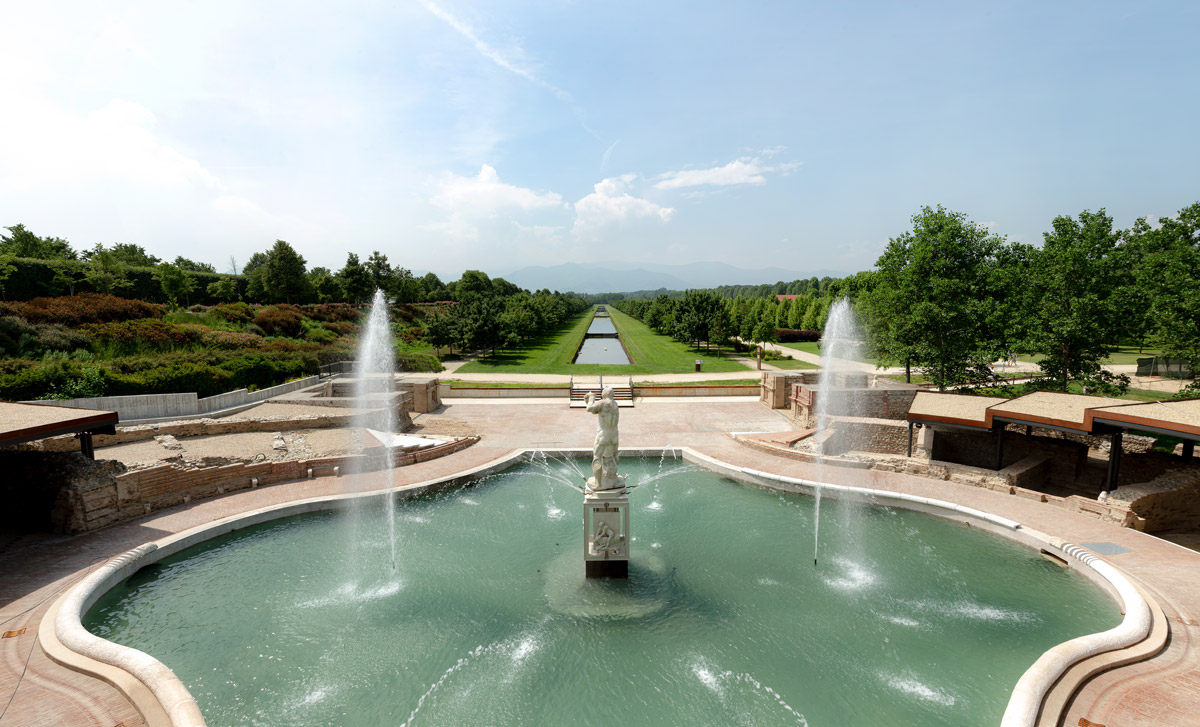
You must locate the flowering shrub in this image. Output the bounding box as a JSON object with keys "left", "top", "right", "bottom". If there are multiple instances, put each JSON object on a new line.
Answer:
{"left": 253, "top": 305, "right": 305, "bottom": 337}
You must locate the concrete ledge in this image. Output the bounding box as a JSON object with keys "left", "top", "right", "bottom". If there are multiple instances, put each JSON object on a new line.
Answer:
{"left": 48, "top": 446, "right": 1160, "bottom": 727}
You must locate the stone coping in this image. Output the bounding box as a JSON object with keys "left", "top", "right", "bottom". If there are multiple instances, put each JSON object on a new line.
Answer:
{"left": 0, "top": 400, "right": 118, "bottom": 446}
{"left": 988, "top": 391, "right": 1126, "bottom": 432}
{"left": 1087, "top": 397, "right": 1200, "bottom": 439}
{"left": 44, "top": 448, "right": 1160, "bottom": 727}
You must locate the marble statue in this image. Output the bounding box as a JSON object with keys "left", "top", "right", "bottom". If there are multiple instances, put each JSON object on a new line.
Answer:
{"left": 585, "top": 387, "right": 623, "bottom": 492}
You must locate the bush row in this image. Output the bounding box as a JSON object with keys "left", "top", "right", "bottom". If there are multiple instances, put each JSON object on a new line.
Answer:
{"left": 775, "top": 329, "right": 821, "bottom": 343}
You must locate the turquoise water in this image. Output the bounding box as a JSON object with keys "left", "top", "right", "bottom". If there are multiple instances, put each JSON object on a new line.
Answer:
{"left": 85, "top": 459, "right": 1120, "bottom": 726}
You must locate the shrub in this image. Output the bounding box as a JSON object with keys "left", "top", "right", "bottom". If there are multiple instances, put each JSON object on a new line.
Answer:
{"left": 307, "top": 303, "right": 359, "bottom": 322}
{"left": 253, "top": 305, "right": 305, "bottom": 337}
{"left": 305, "top": 327, "right": 337, "bottom": 344}
{"left": 34, "top": 324, "right": 93, "bottom": 352}
{"left": 0, "top": 316, "right": 38, "bottom": 357}
{"left": 19, "top": 293, "right": 164, "bottom": 325}
{"left": 321, "top": 320, "right": 357, "bottom": 336}
{"left": 776, "top": 329, "right": 821, "bottom": 343}
{"left": 0, "top": 360, "right": 81, "bottom": 400}
{"left": 217, "top": 352, "right": 318, "bottom": 390}
{"left": 83, "top": 319, "right": 201, "bottom": 352}
{"left": 397, "top": 352, "right": 444, "bottom": 373}
{"left": 107, "top": 362, "right": 233, "bottom": 398}
{"left": 211, "top": 302, "right": 253, "bottom": 324}
{"left": 200, "top": 329, "right": 265, "bottom": 350}
{"left": 36, "top": 366, "right": 107, "bottom": 400}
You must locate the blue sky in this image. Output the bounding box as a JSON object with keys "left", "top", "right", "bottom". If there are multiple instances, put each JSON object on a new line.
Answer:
{"left": 1, "top": 1, "right": 1197, "bottom": 280}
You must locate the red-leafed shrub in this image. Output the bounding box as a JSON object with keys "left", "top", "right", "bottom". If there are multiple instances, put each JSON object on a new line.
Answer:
{"left": 307, "top": 303, "right": 360, "bottom": 322}
{"left": 776, "top": 329, "right": 821, "bottom": 343}
{"left": 253, "top": 305, "right": 305, "bottom": 337}
{"left": 201, "top": 329, "right": 265, "bottom": 350}
{"left": 11, "top": 293, "right": 164, "bottom": 325}
{"left": 261, "top": 338, "right": 319, "bottom": 353}
{"left": 83, "top": 319, "right": 202, "bottom": 350}
{"left": 321, "top": 320, "right": 357, "bottom": 336}
{"left": 211, "top": 302, "right": 253, "bottom": 323}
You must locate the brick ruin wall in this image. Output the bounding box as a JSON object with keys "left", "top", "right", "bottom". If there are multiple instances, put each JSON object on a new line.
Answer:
{"left": 789, "top": 384, "right": 917, "bottom": 428}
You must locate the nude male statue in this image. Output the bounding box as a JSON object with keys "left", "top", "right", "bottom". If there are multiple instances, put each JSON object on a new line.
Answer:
{"left": 585, "top": 387, "right": 622, "bottom": 491}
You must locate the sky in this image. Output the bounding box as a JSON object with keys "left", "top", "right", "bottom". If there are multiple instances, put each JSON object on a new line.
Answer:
{"left": 1, "top": 1, "right": 1198, "bottom": 281}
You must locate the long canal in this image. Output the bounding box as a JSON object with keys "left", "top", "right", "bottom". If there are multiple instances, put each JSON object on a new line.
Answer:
{"left": 573, "top": 308, "right": 632, "bottom": 365}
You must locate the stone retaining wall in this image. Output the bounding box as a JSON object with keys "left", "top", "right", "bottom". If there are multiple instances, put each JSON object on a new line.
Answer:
{"left": 731, "top": 433, "right": 1142, "bottom": 529}
{"left": 35, "top": 413, "right": 361, "bottom": 452}
{"left": 47, "top": 436, "right": 480, "bottom": 534}
{"left": 22, "top": 376, "right": 322, "bottom": 421}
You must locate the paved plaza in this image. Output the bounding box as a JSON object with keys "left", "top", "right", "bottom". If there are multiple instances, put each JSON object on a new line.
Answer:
{"left": 1, "top": 397, "right": 1198, "bottom": 726}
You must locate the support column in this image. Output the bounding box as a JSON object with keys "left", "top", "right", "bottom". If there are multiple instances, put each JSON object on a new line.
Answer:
{"left": 77, "top": 431, "right": 95, "bottom": 460}
{"left": 1183, "top": 440, "right": 1195, "bottom": 459}
{"left": 907, "top": 421, "right": 914, "bottom": 458}
{"left": 1104, "top": 431, "right": 1124, "bottom": 495}
{"left": 994, "top": 426, "right": 1006, "bottom": 471}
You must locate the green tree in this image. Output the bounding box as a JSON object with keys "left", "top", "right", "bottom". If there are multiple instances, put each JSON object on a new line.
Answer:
{"left": 155, "top": 263, "right": 196, "bottom": 308}
{"left": 261, "top": 240, "right": 309, "bottom": 303}
{"left": 865, "top": 205, "right": 1009, "bottom": 389}
{"left": 206, "top": 277, "right": 240, "bottom": 303}
{"left": 337, "top": 253, "right": 373, "bottom": 303}
{"left": 84, "top": 244, "right": 132, "bottom": 295}
{"left": 365, "top": 251, "right": 392, "bottom": 293}
{"left": 308, "top": 267, "right": 342, "bottom": 303}
{"left": 1131, "top": 202, "right": 1200, "bottom": 384}
{"left": 173, "top": 256, "right": 217, "bottom": 273}
{"left": 1024, "top": 209, "right": 1127, "bottom": 393}
{"left": 0, "top": 224, "right": 77, "bottom": 259}
{"left": 391, "top": 267, "right": 420, "bottom": 303}
{"left": 104, "top": 243, "right": 160, "bottom": 267}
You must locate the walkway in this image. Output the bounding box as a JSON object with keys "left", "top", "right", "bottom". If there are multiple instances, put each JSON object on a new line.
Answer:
{"left": 2, "top": 399, "right": 1197, "bottom": 726}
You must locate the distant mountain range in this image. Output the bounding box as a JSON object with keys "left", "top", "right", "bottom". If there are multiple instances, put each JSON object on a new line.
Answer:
{"left": 502, "top": 262, "right": 848, "bottom": 295}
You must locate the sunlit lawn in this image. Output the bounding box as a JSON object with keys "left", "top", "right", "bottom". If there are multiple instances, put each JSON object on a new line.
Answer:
{"left": 456, "top": 307, "right": 751, "bottom": 375}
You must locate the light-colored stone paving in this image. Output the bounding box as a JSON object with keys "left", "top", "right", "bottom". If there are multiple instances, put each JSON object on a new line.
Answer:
{"left": 2, "top": 399, "right": 1197, "bottom": 726}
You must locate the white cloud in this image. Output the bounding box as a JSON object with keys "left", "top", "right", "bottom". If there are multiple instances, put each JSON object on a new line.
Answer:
{"left": 655, "top": 157, "right": 767, "bottom": 190}
{"left": 425, "top": 164, "right": 566, "bottom": 241}
{"left": 573, "top": 175, "right": 674, "bottom": 237}
{"left": 654, "top": 153, "right": 802, "bottom": 190}
{"left": 430, "top": 164, "right": 564, "bottom": 215}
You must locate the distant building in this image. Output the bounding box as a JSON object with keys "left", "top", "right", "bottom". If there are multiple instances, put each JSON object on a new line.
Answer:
{"left": 776, "top": 294, "right": 800, "bottom": 301}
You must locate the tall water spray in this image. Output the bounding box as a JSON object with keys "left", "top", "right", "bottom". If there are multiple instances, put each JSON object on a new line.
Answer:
{"left": 812, "top": 298, "right": 862, "bottom": 566}
{"left": 355, "top": 289, "right": 399, "bottom": 570}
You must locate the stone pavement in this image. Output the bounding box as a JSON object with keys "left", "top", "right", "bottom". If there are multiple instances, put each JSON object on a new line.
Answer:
{"left": 2, "top": 398, "right": 1198, "bottom": 726}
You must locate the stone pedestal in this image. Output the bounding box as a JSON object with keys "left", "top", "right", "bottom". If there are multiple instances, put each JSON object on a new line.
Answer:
{"left": 584, "top": 482, "right": 629, "bottom": 578}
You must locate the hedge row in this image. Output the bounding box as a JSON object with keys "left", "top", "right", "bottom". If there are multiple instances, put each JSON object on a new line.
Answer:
{"left": 0, "top": 257, "right": 239, "bottom": 304}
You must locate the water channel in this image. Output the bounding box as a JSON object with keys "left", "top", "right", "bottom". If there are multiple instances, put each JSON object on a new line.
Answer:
{"left": 574, "top": 308, "right": 631, "bottom": 365}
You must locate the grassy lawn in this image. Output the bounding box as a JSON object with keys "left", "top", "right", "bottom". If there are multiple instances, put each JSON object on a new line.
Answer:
{"left": 456, "top": 307, "right": 751, "bottom": 375}
{"left": 1101, "top": 347, "right": 1163, "bottom": 365}
{"left": 768, "top": 357, "right": 819, "bottom": 370}
{"left": 776, "top": 340, "right": 883, "bottom": 367}
{"left": 448, "top": 378, "right": 763, "bottom": 388}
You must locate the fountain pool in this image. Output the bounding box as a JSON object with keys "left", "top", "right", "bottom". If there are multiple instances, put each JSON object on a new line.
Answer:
{"left": 83, "top": 457, "right": 1120, "bottom": 726}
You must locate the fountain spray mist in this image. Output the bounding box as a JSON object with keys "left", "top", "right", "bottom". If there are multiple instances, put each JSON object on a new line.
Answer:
{"left": 355, "top": 289, "right": 399, "bottom": 570}
{"left": 812, "top": 298, "right": 861, "bottom": 567}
